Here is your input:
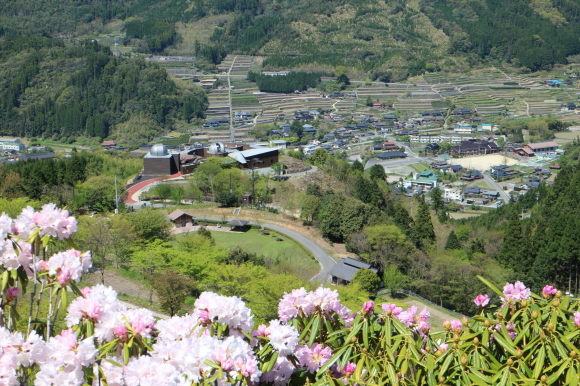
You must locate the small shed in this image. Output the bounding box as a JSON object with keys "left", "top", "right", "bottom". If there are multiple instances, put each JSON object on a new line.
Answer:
{"left": 228, "top": 219, "right": 250, "bottom": 231}
{"left": 329, "top": 257, "right": 378, "bottom": 285}
{"left": 168, "top": 209, "right": 194, "bottom": 228}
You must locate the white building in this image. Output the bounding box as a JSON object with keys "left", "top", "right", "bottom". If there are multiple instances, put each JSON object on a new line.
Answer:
{"left": 0, "top": 138, "right": 25, "bottom": 152}
{"left": 270, "top": 140, "right": 287, "bottom": 149}
{"left": 444, "top": 188, "right": 463, "bottom": 201}
{"left": 454, "top": 126, "right": 473, "bottom": 134}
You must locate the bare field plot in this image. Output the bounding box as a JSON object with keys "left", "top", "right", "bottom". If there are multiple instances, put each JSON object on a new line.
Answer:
{"left": 448, "top": 154, "right": 520, "bottom": 171}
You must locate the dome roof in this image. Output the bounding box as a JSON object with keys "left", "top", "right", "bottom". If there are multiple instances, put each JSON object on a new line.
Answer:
{"left": 208, "top": 142, "right": 225, "bottom": 154}
{"left": 150, "top": 144, "right": 168, "bottom": 157}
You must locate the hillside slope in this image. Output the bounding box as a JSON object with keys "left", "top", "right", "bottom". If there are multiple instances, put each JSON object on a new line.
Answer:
{"left": 2, "top": 0, "right": 580, "bottom": 74}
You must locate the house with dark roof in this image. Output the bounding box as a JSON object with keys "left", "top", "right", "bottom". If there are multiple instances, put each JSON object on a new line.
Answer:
{"left": 376, "top": 151, "right": 407, "bottom": 160}
{"left": 461, "top": 170, "right": 483, "bottom": 181}
{"left": 329, "top": 257, "right": 378, "bottom": 285}
{"left": 167, "top": 209, "right": 195, "bottom": 228}
{"left": 491, "top": 165, "right": 517, "bottom": 180}
{"left": 464, "top": 186, "right": 481, "bottom": 195}
{"left": 451, "top": 140, "right": 499, "bottom": 156}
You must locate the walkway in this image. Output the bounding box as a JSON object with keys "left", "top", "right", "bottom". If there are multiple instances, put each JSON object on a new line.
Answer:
{"left": 124, "top": 172, "right": 183, "bottom": 204}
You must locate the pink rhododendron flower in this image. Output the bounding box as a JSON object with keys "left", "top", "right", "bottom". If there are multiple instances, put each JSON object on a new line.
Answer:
{"left": 382, "top": 303, "right": 403, "bottom": 316}
{"left": 195, "top": 291, "right": 254, "bottom": 332}
{"left": 295, "top": 343, "right": 332, "bottom": 373}
{"left": 278, "top": 286, "right": 351, "bottom": 323}
{"left": 6, "top": 287, "right": 18, "bottom": 300}
{"left": 450, "top": 320, "right": 463, "bottom": 332}
{"left": 397, "top": 306, "right": 431, "bottom": 331}
{"left": 501, "top": 281, "right": 531, "bottom": 302}
{"left": 32, "top": 203, "right": 78, "bottom": 240}
{"left": 362, "top": 301, "right": 374, "bottom": 313}
{"left": 45, "top": 249, "right": 92, "bottom": 286}
{"left": 574, "top": 312, "right": 580, "bottom": 327}
{"left": 256, "top": 320, "right": 299, "bottom": 356}
{"left": 342, "top": 362, "right": 356, "bottom": 374}
{"left": 542, "top": 285, "right": 557, "bottom": 298}
{"left": 261, "top": 356, "right": 295, "bottom": 385}
{"left": 473, "top": 294, "right": 490, "bottom": 307}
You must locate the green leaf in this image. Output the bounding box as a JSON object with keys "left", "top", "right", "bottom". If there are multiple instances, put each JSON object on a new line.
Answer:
{"left": 308, "top": 315, "right": 321, "bottom": 345}
{"left": 318, "top": 345, "right": 349, "bottom": 374}
{"left": 122, "top": 344, "right": 129, "bottom": 365}
{"left": 533, "top": 345, "right": 545, "bottom": 380}
{"left": 493, "top": 331, "right": 517, "bottom": 356}
{"left": 546, "top": 358, "right": 571, "bottom": 384}
{"left": 477, "top": 275, "right": 504, "bottom": 297}
{"left": 468, "top": 368, "right": 491, "bottom": 386}
{"left": 362, "top": 319, "right": 369, "bottom": 349}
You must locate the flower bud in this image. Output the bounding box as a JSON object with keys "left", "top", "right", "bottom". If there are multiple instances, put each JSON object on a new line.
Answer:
{"left": 571, "top": 350, "right": 577, "bottom": 358}
{"left": 531, "top": 310, "right": 538, "bottom": 320}
{"left": 484, "top": 319, "right": 490, "bottom": 327}
{"left": 556, "top": 290, "right": 563, "bottom": 298}
{"left": 506, "top": 358, "right": 513, "bottom": 366}
{"left": 351, "top": 336, "right": 357, "bottom": 343}
{"left": 462, "top": 317, "right": 469, "bottom": 326}
{"left": 497, "top": 312, "right": 503, "bottom": 320}
{"left": 548, "top": 322, "right": 554, "bottom": 331}
{"left": 521, "top": 299, "right": 527, "bottom": 307}
{"left": 473, "top": 337, "right": 479, "bottom": 346}
{"left": 453, "top": 342, "right": 458, "bottom": 349}
{"left": 540, "top": 331, "right": 546, "bottom": 340}
{"left": 460, "top": 355, "right": 468, "bottom": 366}
{"left": 552, "top": 299, "right": 560, "bottom": 307}
{"left": 424, "top": 346, "right": 431, "bottom": 353}
{"left": 438, "top": 376, "right": 445, "bottom": 383}
{"left": 443, "top": 320, "right": 451, "bottom": 330}
{"left": 516, "top": 348, "right": 522, "bottom": 358}
{"left": 541, "top": 375, "right": 547, "bottom": 383}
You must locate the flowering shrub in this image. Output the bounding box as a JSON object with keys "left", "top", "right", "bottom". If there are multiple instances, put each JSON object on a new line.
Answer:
{"left": 2, "top": 205, "right": 580, "bottom": 385}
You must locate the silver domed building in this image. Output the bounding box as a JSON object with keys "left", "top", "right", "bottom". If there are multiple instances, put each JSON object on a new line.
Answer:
{"left": 143, "top": 144, "right": 181, "bottom": 176}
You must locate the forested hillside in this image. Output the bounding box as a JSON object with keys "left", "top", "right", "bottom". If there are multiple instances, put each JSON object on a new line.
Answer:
{"left": 0, "top": 31, "right": 207, "bottom": 141}
{"left": 3, "top": 0, "right": 580, "bottom": 75}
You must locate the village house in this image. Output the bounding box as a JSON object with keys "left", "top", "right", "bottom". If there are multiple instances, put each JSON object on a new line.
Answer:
{"left": 444, "top": 188, "right": 463, "bottom": 201}
{"left": 522, "top": 141, "right": 559, "bottom": 156}
{"left": 490, "top": 165, "right": 517, "bottom": 180}
{"left": 451, "top": 139, "right": 499, "bottom": 156}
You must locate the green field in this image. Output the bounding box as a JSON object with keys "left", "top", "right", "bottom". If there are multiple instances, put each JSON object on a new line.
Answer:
{"left": 209, "top": 229, "right": 319, "bottom": 279}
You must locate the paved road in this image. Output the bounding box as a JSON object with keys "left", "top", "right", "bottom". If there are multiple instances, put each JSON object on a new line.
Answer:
{"left": 482, "top": 173, "right": 510, "bottom": 202}
{"left": 181, "top": 216, "right": 335, "bottom": 283}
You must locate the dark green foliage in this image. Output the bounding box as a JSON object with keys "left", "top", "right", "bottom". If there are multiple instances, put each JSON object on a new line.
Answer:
{"left": 444, "top": 230, "right": 461, "bottom": 250}
{"left": 220, "top": 246, "right": 265, "bottom": 266}
{"left": 497, "top": 211, "right": 524, "bottom": 271}
{"left": 215, "top": 191, "right": 239, "bottom": 207}
{"left": 151, "top": 269, "right": 195, "bottom": 316}
{"left": 247, "top": 71, "right": 322, "bottom": 93}
{"left": 351, "top": 160, "right": 364, "bottom": 172}
{"left": 415, "top": 198, "right": 435, "bottom": 245}
{"left": 430, "top": 187, "right": 445, "bottom": 214}
{"left": 0, "top": 35, "right": 207, "bottom": 139}
{"left": 351, "top": 268, "right": 381, "bottom": 293}
{"left": 421, "top": 0, "right": 580, "bottom": 71}
{"left": 368, "top": 165, "right": 386, "bottom": 181}
{"left": 125, "top": 20, "right": 177, "bottom": 53}
{"left": 353, "top": 175, "right": 385, "bottom": 208}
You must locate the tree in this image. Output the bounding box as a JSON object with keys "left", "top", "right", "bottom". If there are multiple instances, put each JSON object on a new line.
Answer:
{"left": 151, "top": 269, "right": 195, "bottom": 316}
{"left": 300, "top": 194, "right": 322, "bottom": 224}
{"left": 351, "top": 160, "right": 364, "bottom": 173}
{"left": 497, "top": 211, "right": 524, "bottom": 270}
{"left": 310, "top": 148, "right": 328, "bottom": 165}
{"left": 415, "top": 198, "right": 436, "bottom": 246}
{"left": 369, "top": 165, "right": 386, "bottom": 181}
{"left": 366, "top": 96, "right": 373, "bottom": 107}
{"left": 383, "top": 264, "right": 407, "bottom": 295}
{"left": 272, "top": 162, "right": 285, "bottom": 176}
{"left": 430, "top": 187, "right": 445, "bottom": 214}
{"left": 76, "top": 216, "right": 112, "bottom": 284}
{"left": 351, "top": 268, "right": 381, "bottom": 294}
{"left": 107, "top": 215, "right": 137, "bottom": 269}
{"left": 127, "top": 207, "right": 170, "bottom": 241}
{"left": 215, "top": 190, "right": 239, "bottom": 207}
{"left": 444, "top": 230, "right": 462, "bottom": 250}
{"left": 291, "top": 120, "right": 303, "bottom": 140}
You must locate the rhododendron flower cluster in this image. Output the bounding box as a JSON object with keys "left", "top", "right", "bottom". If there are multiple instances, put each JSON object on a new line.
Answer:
{"left": 396, "top": 305, "right": 431, "bottom": 332}
{"left": 278, "top": 286, "right": 351, "bottom": 322}
{"left": 501, "top": 281, "right": 531, "bottom": 302}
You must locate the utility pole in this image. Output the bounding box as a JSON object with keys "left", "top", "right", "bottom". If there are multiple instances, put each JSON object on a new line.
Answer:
{"left": 115, "top": 175, "right": 119, "bottom": 215}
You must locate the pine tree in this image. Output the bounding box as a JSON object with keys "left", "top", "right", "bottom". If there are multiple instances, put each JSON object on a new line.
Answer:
{"left": 497, "top": 211, "right": 524, "bottom": 270}
{"left": 415, "top": 198, "right": 435, "bottom": 245}
{"left": 444, "top": 230, "right": 461, "bottom": 250}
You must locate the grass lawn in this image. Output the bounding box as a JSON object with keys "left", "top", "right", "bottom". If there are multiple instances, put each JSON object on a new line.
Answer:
{"left": 408, "top": 163, "right": 430, "bottom": 173}
{"left": 209, "top": 229, "right": 319, "bottom": 278}
{"left": 472, "top": 180, "right": 491, "bottom": 189}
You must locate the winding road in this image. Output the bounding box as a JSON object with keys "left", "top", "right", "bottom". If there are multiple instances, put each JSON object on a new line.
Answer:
{"left": 171, "top": 216, "right": 336, "bottom": 283}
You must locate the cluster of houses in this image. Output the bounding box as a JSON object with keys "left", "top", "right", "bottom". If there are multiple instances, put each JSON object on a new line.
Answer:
{"left": 0, "top": 138, "right": 56, "bottom": 164}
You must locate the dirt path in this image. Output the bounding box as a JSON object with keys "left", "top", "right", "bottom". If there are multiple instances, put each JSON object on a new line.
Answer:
{"left": 83, "top": 270, "right": 158, "bottom": 302}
